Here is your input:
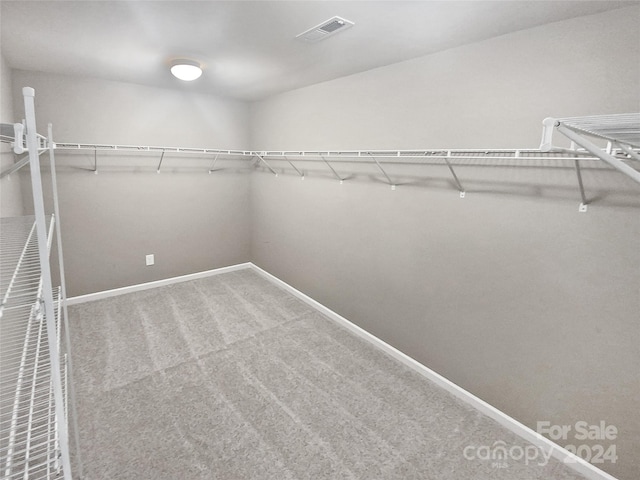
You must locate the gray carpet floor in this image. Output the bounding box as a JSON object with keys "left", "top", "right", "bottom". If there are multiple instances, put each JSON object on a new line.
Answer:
{"left": 68, "top": 268, "right": 586, "bottom": 479}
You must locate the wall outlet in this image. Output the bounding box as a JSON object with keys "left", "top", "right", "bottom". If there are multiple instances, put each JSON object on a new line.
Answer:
{"left": 145, "top": 254, "right": 155, "bottom": 266}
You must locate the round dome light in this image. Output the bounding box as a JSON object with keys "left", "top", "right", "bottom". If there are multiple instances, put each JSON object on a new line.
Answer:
{"left": 170, "top": 60, "right": 202, "bottom": 81}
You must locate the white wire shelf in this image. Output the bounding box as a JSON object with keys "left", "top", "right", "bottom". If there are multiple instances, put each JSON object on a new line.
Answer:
{"left": 552, "top": 113, "right": 640, "bottom": 147}
{"left": 0, "top": 289, "right": 66, "bottom": 480}
{"left": 54, "top": 142, "right": 253, "bottom": 157}
{"left": 0, "top": 216, "right": 68, "bottom": 479}
{"left": 53, "top": 144, "right": 627, "bottom": 162}
{"left": 48, "top": 136, "right": 640, "bottom": 211}
{"left": 540, "top": 113, "right": 640, "bottom": 195}
{"left": 1, "top": 216, "right": 55, "bottom": 318}
{"left": 4, "top": 115, "right": 639, "bottom": 214}
{"left": 2, "top": 87, "right": 75, "bottom": 480}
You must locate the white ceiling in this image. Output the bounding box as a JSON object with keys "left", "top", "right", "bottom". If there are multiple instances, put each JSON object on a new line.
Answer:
{"left": 1, "top": 1, "right": 635, "bottom": 101}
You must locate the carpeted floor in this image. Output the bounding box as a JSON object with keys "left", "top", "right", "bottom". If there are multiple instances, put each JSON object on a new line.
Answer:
{"left": 68, "top": 268, "right": 586, "bottom": 479}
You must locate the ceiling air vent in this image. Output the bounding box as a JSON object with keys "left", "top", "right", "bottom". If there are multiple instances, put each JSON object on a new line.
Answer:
{"left": 296, "top": 16, "right": 355, "bottom": 43}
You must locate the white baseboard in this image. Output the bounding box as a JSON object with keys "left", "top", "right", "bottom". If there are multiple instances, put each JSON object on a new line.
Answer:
{"left": 66, "top": 263, "right": 252, "bottom": 305}
{"left": 67, "top": 261, "right": 618, "bottom": 480}
{"left": 249, "top": 263, "right": 619, "bottom": 480}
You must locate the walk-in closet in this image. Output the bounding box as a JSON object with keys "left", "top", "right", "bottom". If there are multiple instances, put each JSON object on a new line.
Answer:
{"left": 1, "top": 2, "right": 638, "bottom": 480}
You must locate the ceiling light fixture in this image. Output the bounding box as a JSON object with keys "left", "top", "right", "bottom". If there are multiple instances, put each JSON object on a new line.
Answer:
{"left": 170, "top": 60, "right": 202, "bottom": 81}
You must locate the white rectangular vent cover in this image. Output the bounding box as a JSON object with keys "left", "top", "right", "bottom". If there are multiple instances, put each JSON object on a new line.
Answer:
{"left": 296, "top": 16, "right": 355, "bottom": 43}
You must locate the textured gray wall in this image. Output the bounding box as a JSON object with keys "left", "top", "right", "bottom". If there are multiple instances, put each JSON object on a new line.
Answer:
{"left": 1, "top": 51, "right": 23, "bottom": 217}
{"left": 251, "top": 8, "right": 639, "bottom": 150}
{"left": 250, "top": 7, "right": 640, "bottom": 480}
{"left": 11, "top": 70, "right": 251, "bottom": 296}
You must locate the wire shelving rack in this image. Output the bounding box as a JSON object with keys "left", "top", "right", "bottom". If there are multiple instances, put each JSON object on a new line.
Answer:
{"left": 0, "top": 88, "right": 78, "bottom": 479}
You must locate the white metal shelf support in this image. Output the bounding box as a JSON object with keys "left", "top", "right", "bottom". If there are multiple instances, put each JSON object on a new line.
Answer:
{"left": 566, "top": 140, "right": 589, "bottom": 212}
{"left": 208, "top": 153, "right": 223, "bottom": 174}
{"left": 367, "top": 152, "right": 396, "bottom": 190}
{"left": 283, "top": 156, "right": 305, "bottom": 179}
{"left": 156, "top": 149, "right": 165, "bottom": 174}
{"left": 320, "top": 155, "right": 344, "bottom": 184}
{"left": 573, "top": 158, "right": 588, "bottom": 212}
{"left": 444, "top": 151, "right": 465, "bottom": 198}
{"left": 22, "top": 87, "right": 72, "bottom": 479}
{"left": 254, "top": 154, "right": 278, "bottom": 177}
{"left": 48, "top": 123, "right": 84, "bottom": 478}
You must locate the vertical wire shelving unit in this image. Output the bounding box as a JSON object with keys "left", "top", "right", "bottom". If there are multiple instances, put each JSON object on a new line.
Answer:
{"left": 0, "top": 88, "right": 78, "bottom": 479}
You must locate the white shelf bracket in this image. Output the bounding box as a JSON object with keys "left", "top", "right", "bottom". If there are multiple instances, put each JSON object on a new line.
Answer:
{"left": 540, "top": 117, "right": 558, "bottom": 152}
{"left": 208, "top": 152, "right": 220, "bottom": 174}
{"left": 156, "top": 149, "right": 165, "bottom": 174}
{"left": 255, "top": 154, "right": 278, "bottom": 177}
{"left": 284, "top": 155, "right": 305, "bottom": 179}
{"left": 367, "top": 153, "right": 395, "bottom": 190}
{"left": 12, "top": 122, "right": 25, "bottom": 154}
{"left": 443, "top": 151, "right": 465, "bottom": 197}
{"left": 573, "top": 160, "right": 589, "bottom": 212}
{"left": 568, "top": 142, "right": 590, "bottom": 212}
{"left": 321, "top": 155, "right": 344, "bottom": 183}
